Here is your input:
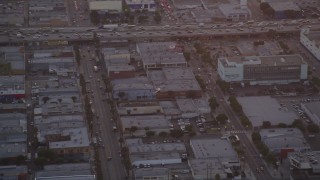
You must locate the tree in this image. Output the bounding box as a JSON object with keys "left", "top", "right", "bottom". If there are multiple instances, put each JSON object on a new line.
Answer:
{"left": 260, "top": 2, "right": 270, "bottom": 11}
{"left": 278, "top": 123, "right": 287, "bottom": 128}
{"left": 170, "top": 129, "right": 184, "bottom": 138}
{"left": 308, "top": 124, "right": 320, "bottom": 134}
{"left": 251, "top": 132, "right": 261, "bottom": 144}
{"left": 90, "top": 11, "right": 99, "bottom": 25}
{"left": 118, "top": 92, "right": 126, "bottom": 99}
{"left": 209, "top": 97, "right": 219, "bottom": 112}
{"left": 291, "top": 119, "right": 306, "bottom": 133}
{"left": 154, "top": 11, "right": 162, "bottom": 23}
{"left": 34, "top": 157, "right": 47, "bottom": 167}
{"left": 130, "top": 126, "right": 138, "bottom": 134}
{"left": 42, "top": 97, "right": 50, "bottom": 104}
{"left": 185, "top": 124, "right": 193, "bottom": 132}
{"left": 38, "top": 149, "right": 55, "bottom": 161}
{"left": 159, "top": 131, "right": 168, "bottom": 138}
{"left": 215, "top": 174, "right": 221, "bottom": 180}
{"left": 216, "top": 113, "right": 228, "bottom": 125}
{"left": 183, "top": 52, "right": 191, "bottom": 61}
{"left": 262, "top": 121, "right": 271, "bottom": 129}
{"left": 216, "top": 79, "right": 230, "bottom": 93}
{"left": 146, "top": 131, "right": 155, "bottom": 137}
{"left": 71, "top": 96, "right": 77, "bottom": 103}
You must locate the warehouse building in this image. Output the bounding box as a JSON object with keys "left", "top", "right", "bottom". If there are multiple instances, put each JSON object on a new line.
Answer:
{"left": 268, "top": 2, "right": 302, "bottom": 19}
{"left": 301, "top": 102, "right": 320, "bottom": 126}
{"left": 260, "top": 128, "right": 310, "bottom": 157}
{"left": 288, "top": 151, "right": 320, "bottom": 173}
{"left": 300, "top": 28, "right": 320, "bottom": 61}
{"left": 218, "top": 54, "right": 308, "bottom": 85}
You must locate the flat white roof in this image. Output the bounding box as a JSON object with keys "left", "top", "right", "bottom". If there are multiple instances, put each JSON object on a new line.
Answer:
{"left": 237, "top": 96, "right": 297, "bottom": 127}
{"left": 89, "top": 1, "right": 122, "bottom": 11}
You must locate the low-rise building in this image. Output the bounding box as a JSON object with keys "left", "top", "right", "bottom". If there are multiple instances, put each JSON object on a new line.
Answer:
{"left": 268, "top": 2, "right": 301, "bottom": 19}
{"left": 38, "top": 127, "right": 90, "bottom": 161}
{"left": 176, "top": 98, "right": 210, "bottom": 118}
{"left": 134, "top": 168, "right": 169, "bottom": 180}
{"left": 126, "top": 138, "right": 186, "bottom": 166}
{"left": 218, "top": 0, "right": 251, "bottom": 21}
{"left": 0, "top": 47, "right": 25, "bottom": 75}
{"left": 189, "top": 159, "right": 228, "bottom": 180}
{"left": 120, "top": 115, "right": 171, "bottom": 137}
{"left": 218, "top": 54, "right": 308, "bottom": 85}
{"left": 190, "top": 138, "right": 240, "bottom": 169}
{"left": 300, "top": 102, "right": 320, "bottom": 126}
{"left": 89, "top": 1, "right": 122, "bottom": 14}
{"left": 136, "top": 42, "right": 187, "bottom": 70}
{"left": 0, "top": 75, "right": 25, "bottom": 103}
{"left": 117, "top": 101, "right": 163, "bottom": 116}
{"left": 0, "top": 113, "right": 27, "bottom": 158}
{"left": 112, "top": 77, "right": 155, "bottom": 101}
{"left": 0, "top": 166, "right": 28, "bottom": 180}
{"left": 300, "top": 28, "right": 320, "bottom": 61}
{"left": 288, "top": 151, "right": 320, "bottom": 173}
{"left": 148, "top": 68, "right": 202, "bottom": 99}
{"left": 125, "top": 0, "right": 156, "bottom": 12}
{"left": 35, "top": 163, "right": 94, "bottom": 179}
{"left": 260, "top": 128, "right": 311, "bottom": 157}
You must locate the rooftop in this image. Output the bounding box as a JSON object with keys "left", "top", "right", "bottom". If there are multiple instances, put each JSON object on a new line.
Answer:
{"left": 36, "top": 163, "right": 93, "bottom": 178}
{"left": 159, "top": 101, "right": 181, "bottom": 116}
{"left": 137, "top": 42, "right": 186, "bottom": 65}
{"left": 190, "top": 138, "right": 238, "bottom": 159}
{"left": 148, "top": 68, "right": 201, "bottom": 92}
{"left": 268, "top": 2, "right": 301, "bottom": 12}
{"left": 89, "top": 1, "right": 122, "bottom": 11}
{"left": 189, "top": 159, "right": 226, "bottom": 178}
{"left": 112, "top": 77, "right": 154, "bottom": 91}
{"left": 128, "top": 143, "right": 186, "bottom": 154}
{"left": 35, "top": 175, "right": 96, "bottom": 180}
{"left": 237, "top": 96, "right": 297, "bottom": 127}
{"left": 120, "top": 115, "right": 171, "bottom": 129}
{"left": 220, "top": 54, "right": 306, "bottom": 67}
{"left": 303, "top": 29, "right": 320, "bottom": 47}
{"left": 288, "top": 151, "right": 320, "bottom": 170}
{"left": 260, "top": 128, "right": 310, "bottom": 151}
{"left": 219, "top": 3, "right": 251, "bottom": 16}
{"left": 134, "top": 168, "right": 168, "bottom": 179}
{"left": 301, "top": 101, "right": 320, "bottom": 119}
{"left": 39, "top": 127, "right": 89, "bottom": 149}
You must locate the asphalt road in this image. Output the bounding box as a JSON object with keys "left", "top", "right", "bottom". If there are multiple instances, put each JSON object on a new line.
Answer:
{"left": 79, "top": 45, "right": 126, "bottom": 180}
{"left": 2, "top": 18, "right": 320, "bottom": 43}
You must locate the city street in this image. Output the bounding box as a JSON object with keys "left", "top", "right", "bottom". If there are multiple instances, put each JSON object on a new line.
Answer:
{"left": 79, "top": 45, "right": 126, "bottom": 180}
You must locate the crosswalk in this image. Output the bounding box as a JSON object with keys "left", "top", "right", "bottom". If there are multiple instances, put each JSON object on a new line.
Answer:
{"left": 226, "top": 130, "right": 247, "bottom": 134}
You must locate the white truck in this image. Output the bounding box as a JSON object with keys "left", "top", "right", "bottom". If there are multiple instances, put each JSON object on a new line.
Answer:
{"left": 101, "top": 24, "right": 118, "bottom": 31}
{"left": 93, "top": 66, "right": 98, "bottom": 72}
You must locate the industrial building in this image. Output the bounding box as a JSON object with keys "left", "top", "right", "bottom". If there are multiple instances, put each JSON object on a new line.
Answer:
{"left": 117, "top": 101, "right": 163, "bottom": 116}
{"left": 89, "top": 1, "right": 122, "bottom": 14}
{"left": 219, "top": 0, "right": 252, "bottom": 21}
{"left": 136, "top": 42, "right": 187, "bottom": 70}
{"left": 218, "top": 54, "right": 308, "bottom": 85}
{"left": 125, "top": 0, "right": 156, "bottom": 12}
{"left": 268, "top": 2, "right": 302, "bottom": 19}
{"left": 126, "top": 138, "right": 186, "bottom": 166}
{"left": 237, "top": 96, "right": 298, "bottom": 127}
{"left": 0, "top": 75, "right": 25, "bottom": 102}
{"left": 148, "top": 68, "right": 202, "bottom": 99}
{"left": 300, "top": 101, "right": 320, "bottom": 126}
{"left": 134, "top": 168, "right": 169, "bottom": 180}
{"left": 260, "top": 128, "right": 310, "bottom": 157}
{"left": 288, "top": 151, "right": 320, "bottom": 173}
{"left": 300, "top": 28, "right": 320, "bottom": 61}
{"left": 120, "top": 115, "right": 171, "bottom": 137}
{"left": 0, "top": 46, "right": 25, "bottom": 75}
{"left": 112, "top": 77, "right": 155, "bottom": 101}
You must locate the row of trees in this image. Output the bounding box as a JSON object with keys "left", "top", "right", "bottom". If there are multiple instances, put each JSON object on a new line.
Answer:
{"left": 251, "top": 132, "right": 277, "bottom": 165}
{"left": 195, "top": 75, "right": 206, "bottom": 90}
{"left": 128, "top": 126, "right": 196, "bottom": 138}
{"left": 228, "top": 96, "right": 252, "bottom": 128}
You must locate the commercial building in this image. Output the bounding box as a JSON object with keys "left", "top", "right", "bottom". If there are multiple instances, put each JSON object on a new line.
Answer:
{"left": 28, "top": 0, "right": 69, "bottom": 27}
{"left": 102, "top": 47, "right": 135, "bottom": 79}
{"left": 218, "top": 54, "right": 308, "bottom": 85}
{"left": 0, "top": 75, "right": 25, "bottom": 103}
{"left": 35, "top": 163, "right": 95, "bottom": 179}
{"left": 300, "top": 28, "right": 320, "bottom": 61}
{"left": 218, "top": 0, "right": 252, "bottom": 21}
{"left": 176, "top": 98, "right": 210, "bottom": 118}
{"left": 125, "top": 0, "right": 156, "bottom": 12}
{"left": 0, "top": 113, "right": 27, "bottom": 158}
{"left": 126, "top": 138, "right": 186, "bottom": 166}
{"left": 237, "top": 96, "right": 298, "bottom": 127}
{"left": 89, "top": 1, "right": 122, "bottom": 14}
{"left": 0, "top": 47, "right": 25, "bottom": 75}
{"left": 148, "top": 68, "right": 202, "bottom": 99}
{"left": 112, "top": 77, "right": 155, "bottom": 101}
{"left": 0, "top": 166, "right": 28, "bottom": 180}
{"left": 300, "top": 102, "right": 320, "bottom": 126}
{"left": 268, "top": 2, "right": 302, "bottom": 19}
{"left": 260, "top": 128, "right": 310, "bottom": 157}
{"left": 38, "top": 127, "right": 90, "bottom": 161}
{"left": 120, "top": 115, "right": 171, "bottom": 137}
{"left": 136, "top": 42, "right": 187, "bottom": 70}
{"left": 134, "top": 168, "right": 169, "bottom": 180}
{"left": 117, "top": 101, "right": 163, "bottom": 116}
{"left": 288, "top": 151, "right": 320, "bottom": 173}
{"left": 190, "top": 138, "right": 240, "bottom": 168}
{"left": 189, "top": 159, "right": 228, "bottom": 180}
